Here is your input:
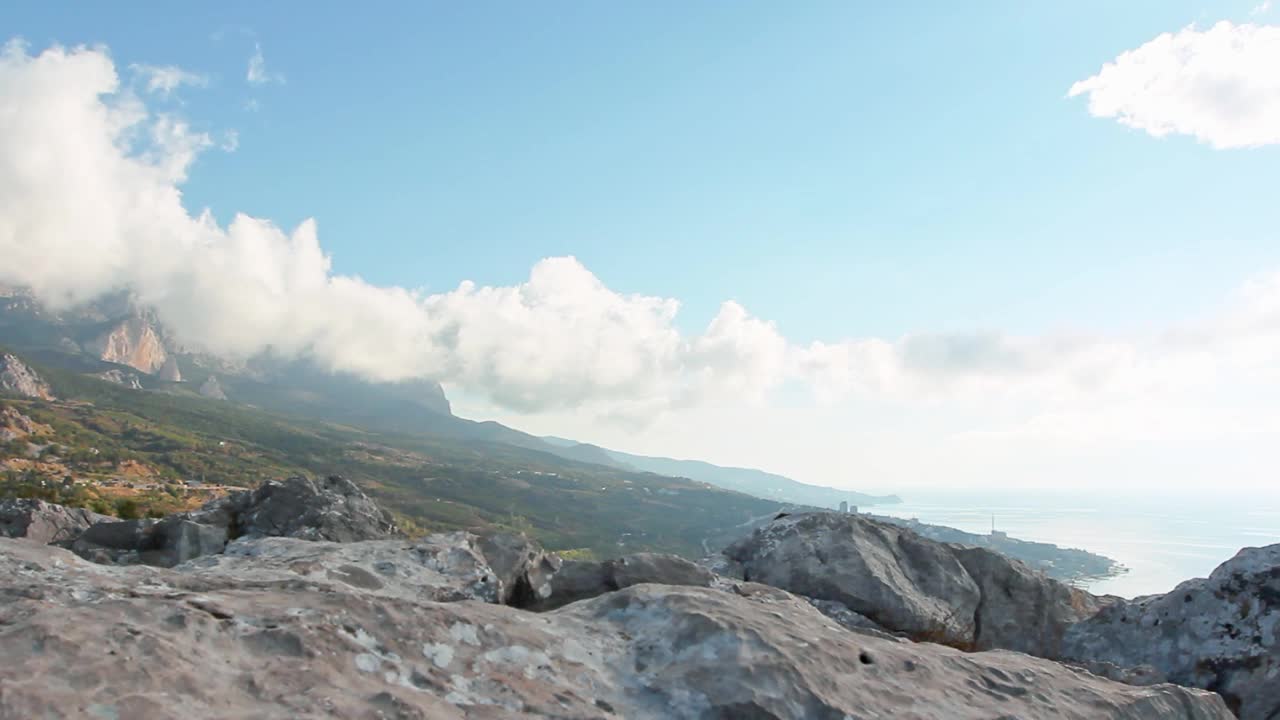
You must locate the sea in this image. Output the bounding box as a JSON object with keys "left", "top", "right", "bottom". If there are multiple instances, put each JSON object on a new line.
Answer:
{"left": 871, "top": 488, "right": 1280, "bottom": 598}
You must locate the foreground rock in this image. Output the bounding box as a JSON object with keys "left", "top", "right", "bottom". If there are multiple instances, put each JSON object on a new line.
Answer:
{"left": 1064, "top": 544, "right": 1280, "bottom": 720}
{"left": 0, "top": 538, "right": 1232, "bottom": 719}
{"left": 0, "top": 498, "right": 111, "bottom": 544}
{"left": 529, "top": 552, "right": 714, "bottom": 610}
{"left": 724, "top": 512, "right": 1099, "bottom": 655}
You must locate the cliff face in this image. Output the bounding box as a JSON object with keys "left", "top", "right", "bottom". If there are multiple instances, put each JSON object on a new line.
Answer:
{"left": 85, "top": 314, "right": 169, "bottom": 374}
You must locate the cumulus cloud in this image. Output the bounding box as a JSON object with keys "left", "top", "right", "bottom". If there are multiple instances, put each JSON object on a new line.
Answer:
{"left": 1068, "top": 21, "right": 1280, "bottom": 148}
{"left": 246, "top": 43, "right": 283, "bottom": 85}
{"left": 5, "top": 39, "right": 1280, "bottom": 428}
{"left": 130, "top": 63, "right": 207, "bottom": 96}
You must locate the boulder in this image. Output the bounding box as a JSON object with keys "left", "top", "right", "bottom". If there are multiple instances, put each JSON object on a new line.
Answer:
{"left": 0, "top": 498, "right": 111, "bottom": 544}
{"left": 530, "top": 552, "right": 715, "bottom": 610}
{"left": 475, "top": 532, "right": 561, "bottom": 605}
{"left": 191, "top": 474, "right": 400, "bottom": 543}
{"left": 0, "top": 538, "right": 1234, "bottom": 719}
{"left": 71, "top": 516, "right": 228, "bottom": 567}
{"left": 1063, "top": 543, "right": 1280, "bottom": 719}
{"left": 725, "top": 512, "right": 983, "bottom": 646}
{"left": 724, "top": 512, "right": 1099, "bottom": 655}
{"left": 952, "top": 544, "right": 1100, "bottom": 656}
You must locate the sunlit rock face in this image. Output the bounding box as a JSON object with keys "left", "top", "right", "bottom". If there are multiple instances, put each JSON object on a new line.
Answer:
{"left": 723, "top": 512, "right": 1099, "bottom": 656}
{"left": 85, "top": 313, "right": 170, "bottom": 375}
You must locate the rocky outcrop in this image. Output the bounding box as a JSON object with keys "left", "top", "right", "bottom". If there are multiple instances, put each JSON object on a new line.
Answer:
{"left": 0, "top": 537, "right": 1233, "bottom": 719}
{"left": 84, "top": 314, "right": 169, "bottom": 374}
{"left": 530, "top": 552, "right": 716, "bottom": 610}
{"left": 0, "top": 405, "right": 48, "bottom": 440}
{"left": 157, "top": 355, "right": 182, "bottom": 382}
{"left": 198, "top": 375, "right": 227, "bottom": 400}
{"left": 186, "top": 533, "right": 505, "bottom": 603}
{"left": 67, "top": 475, "right": 400, "bottom": 568}
{"left": 0, "top": 498, "right": 111, "bottom": 544}
{"left": 0, "top": 353, "right": 53, "bottom": 400}
{"left": 724, "top": 512, "right": 1098, "bottom": 655}
{"left": 1063, "top": 544, "right": 1280, "bottom": 719}
{"left": 72, "top": 516, "right": 229, "bottom": 568}
{"left": 93, "top": 368, "right": 144, "bottom": 389}
{"left": 195, "top": 474, "right": 401, "bottom": 543}
{"left": 476, "top": 531, "right": 562, "bottom": 605}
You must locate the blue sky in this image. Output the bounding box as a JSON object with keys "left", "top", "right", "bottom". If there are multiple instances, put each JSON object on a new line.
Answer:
{"left": 5, "top": 2, "right": 1280, "bottom": 495}
{"left": 11, "top": 0, "right": 1279, "bottom": 340}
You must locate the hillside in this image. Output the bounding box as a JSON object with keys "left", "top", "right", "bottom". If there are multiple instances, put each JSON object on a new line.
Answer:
{"left": 0, "top": 354, "right": 787, "bottom": 558}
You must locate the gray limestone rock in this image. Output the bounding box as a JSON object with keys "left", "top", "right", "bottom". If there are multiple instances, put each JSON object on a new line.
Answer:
{"left": 191, "top": 474, "right": 400, "bottom": 543}
{"left": 724, "top": 512, "right": 1098, "bottom": 655}
{"left": 0, "top": 538, "right": 1234, "bottom": 720}
{"left": 476, "top": 531, "right": 562, "bottom": 605}
{"left": 1063, "top": 543, "right": 1280, "bottom": 719}
{"left": 71, "top": 516, "right": 229, "bottom": 567}
{"left": 530, "top": 552, "right": 715, "bottom": 610}
{"left": 0, "top": 498, "right": 111, "bottom": 544}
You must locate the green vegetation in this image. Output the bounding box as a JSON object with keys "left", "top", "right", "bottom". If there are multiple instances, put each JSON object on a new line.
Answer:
{"left": 1, "top": 359, "right": 785, "bottom": 556}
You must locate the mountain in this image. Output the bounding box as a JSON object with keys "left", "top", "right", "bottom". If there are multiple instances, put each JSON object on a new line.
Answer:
{"left": 0, "top": 287, "right": 897, "bottom": 513}
{"left": 542, "top": 436, "right": 901, "bottom": 508}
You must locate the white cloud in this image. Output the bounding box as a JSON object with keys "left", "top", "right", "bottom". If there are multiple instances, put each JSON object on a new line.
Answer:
{"left": 1069, "top": 21, "right": 1280, "bottom": 148}
{"left": 130, "top": 63, "right": 207, "bottom": 96}
{"left": 221, "top": 129, "right": 239, "bottom": 152}
{"left": 1253, "top": 1, "right": 1273, "bottom": 16}
{"left": 246, "top": 43, "right": 283, "bottom": 86}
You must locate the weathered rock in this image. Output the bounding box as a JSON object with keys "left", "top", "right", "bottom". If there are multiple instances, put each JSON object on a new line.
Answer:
{"left": 725, "top": 512, "right": 983, "bottom": 646}
{"left": 0, "top": 538, "right": 1234, "bottom": 719}
{"left": 185, "top": 532, "right": 503, "bottom": 603}
{"left": 1063, "top": 544, "right": 1280, "bottom": 719}
{"left": 531, "top": 552, "right": 715, "bottom": 610}
{"left": 0, "top": 353, "right": 53, "bottom": 400}
{"left": 192, "top": 474, "right": 400, "bottom": 543}
{"left": 725, "top": 512, "right": 1098, "bottom": 655}
{"left": 952, "top": 544, "right": 1100, "bottom": 656}
{"left": 0, "top": 498, "right": 111, "bottom": 544}
{"left": 475, "top": 532, "right": 561, "bottom": 605}
{"left": 71, "top": 516, "right": 229, "bottom": 567}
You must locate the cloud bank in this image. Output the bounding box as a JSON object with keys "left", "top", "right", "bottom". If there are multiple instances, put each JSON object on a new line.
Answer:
{"left": 1069, "top": 21, "right": 1280, "bottom": 149}
{"left": 4, "top": 39, "right": 1280, "bottom": 429}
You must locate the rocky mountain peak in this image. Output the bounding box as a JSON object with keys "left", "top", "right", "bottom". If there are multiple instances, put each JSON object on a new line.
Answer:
{"left": 0, "top": 353, "right": 53, "bottom": 400}
{"left": 84, "top": 313, "right": 169, "bottom": 375}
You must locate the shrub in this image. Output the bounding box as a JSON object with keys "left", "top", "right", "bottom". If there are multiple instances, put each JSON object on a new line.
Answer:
{"left": 114, "top": 498, "right": 142, "bottom": 520}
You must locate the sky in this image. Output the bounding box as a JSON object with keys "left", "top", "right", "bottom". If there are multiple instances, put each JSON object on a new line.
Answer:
{"left": 3, "top": 1, "right": 1280, "bottom": 497}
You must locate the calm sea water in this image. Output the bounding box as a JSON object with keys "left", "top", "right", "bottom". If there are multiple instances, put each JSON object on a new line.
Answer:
{"left": 871, "top": 489, "right": 1280, "bottom": 598}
